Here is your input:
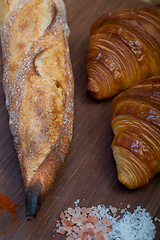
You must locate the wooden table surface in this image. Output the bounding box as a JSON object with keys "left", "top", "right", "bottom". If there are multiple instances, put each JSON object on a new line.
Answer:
{"left": 0, "top": 0, "right": 160, "bottom": 239}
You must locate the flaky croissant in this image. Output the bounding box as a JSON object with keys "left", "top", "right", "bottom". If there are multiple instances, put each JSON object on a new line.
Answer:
{"left": 0, "top": 0, "right": 74, "bottom": 219}
{"left": 86, "top": 7, "right": 160, "bottom": 100}
{"left": 111, "top": 76, "right": 160, "bottom": 189}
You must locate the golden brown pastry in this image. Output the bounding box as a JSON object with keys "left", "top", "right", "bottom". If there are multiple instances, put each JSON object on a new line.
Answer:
{"left": 111, "top": 76, "right": 160, "bottom": 189}
{"left": 86, "top": 8, "right": 160, "bottom": 100}
{"left": 0, "top": 0, "right": 74, "bottom": 219}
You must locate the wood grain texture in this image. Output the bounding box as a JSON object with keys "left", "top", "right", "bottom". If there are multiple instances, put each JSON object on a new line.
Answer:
{"left": 0, "top": 0, "right": 160, "bottom": 239}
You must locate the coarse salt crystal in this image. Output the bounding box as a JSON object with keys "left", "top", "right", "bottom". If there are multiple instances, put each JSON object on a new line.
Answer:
{"left": 102, "top": 218, "right": 111, "bottom": 225}
{"left": 60, "top": 211, "right": 65, "bottom": 219}
{"left": 56, "top": 222, "right": 60, "bottom": 227}
{"left": 72, "top": 225, "right": 79, "bottom": 233}
{"left": 109, "top": 206, "right": 117, "bottom": 214}
{"left": 85, "top": 223, "right": 94, "bottom": 229}
{"left": 68, "top": 207, "right": 75, "bottom": 216}
{"left": 74, "top": 199, "right": 80, "bottom": 206}
{"left": 54, "top": 202, "right": 158, "bottom": 240}
{"left": 154, "top": 217, "right": 160, "bottom": 222}
{"left": 72, "top": 217, "right": 81, "bottom": 224}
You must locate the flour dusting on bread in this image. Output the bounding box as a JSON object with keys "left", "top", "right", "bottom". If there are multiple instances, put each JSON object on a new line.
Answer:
{"left": 0, "top": 0, "right": 74, "bottom": 219}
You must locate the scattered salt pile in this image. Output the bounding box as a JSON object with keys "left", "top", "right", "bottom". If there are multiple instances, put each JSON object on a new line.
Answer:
{"left": 54, "top": 200, "right": 158, "bottom": 240}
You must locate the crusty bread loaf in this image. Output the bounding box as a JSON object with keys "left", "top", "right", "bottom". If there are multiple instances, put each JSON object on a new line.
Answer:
{"left": 0, "top": 0, "right": 74, "bottom": 220}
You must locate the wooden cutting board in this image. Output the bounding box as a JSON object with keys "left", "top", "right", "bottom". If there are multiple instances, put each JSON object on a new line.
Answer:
{"left": 0, "top": 0, "right": 160, "bottom": 239}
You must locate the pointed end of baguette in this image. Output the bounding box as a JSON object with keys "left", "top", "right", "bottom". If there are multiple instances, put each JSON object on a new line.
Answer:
{"left": 26, "top": 215, "right": 36, "bottom": 221}
{"left": 26, "top": 189, "right": 39, "bottom": 221}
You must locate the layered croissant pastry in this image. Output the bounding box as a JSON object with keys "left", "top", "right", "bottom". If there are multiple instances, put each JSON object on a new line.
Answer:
{"left": 111, "top": 76, "right": 160, "bottom": 189}
{"left": 87, "top": 8, "right": 160, "bottom": 189}
{"left": 86, "top": 7, "right": 160, "bottom": 100}
{"left": 0, "top": 0, "right": 74, "bottom": 219}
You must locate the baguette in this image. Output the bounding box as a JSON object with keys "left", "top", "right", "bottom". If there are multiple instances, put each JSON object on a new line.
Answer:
{"left": 0, "top": 0, "right": 74, "bottom": 220}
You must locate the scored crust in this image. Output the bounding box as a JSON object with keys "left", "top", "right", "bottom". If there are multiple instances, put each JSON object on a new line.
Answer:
{"left": 0, "top": 0, "right": 74, "bottom": 219}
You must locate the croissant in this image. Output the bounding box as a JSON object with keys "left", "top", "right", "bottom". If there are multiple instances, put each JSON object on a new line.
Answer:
{"left": 86, "top": 7, "right": 160, "bottom": 100}
{"left": 0, "top": 0, "right": 74, "bottom": 219}
{"left": 111, "top": 76, "right": 160, "bottom": 189}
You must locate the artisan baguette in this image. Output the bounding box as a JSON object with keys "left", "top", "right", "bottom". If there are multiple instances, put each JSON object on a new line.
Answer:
{"left": 0, "top": 0, "right": 74, "bottom": 220}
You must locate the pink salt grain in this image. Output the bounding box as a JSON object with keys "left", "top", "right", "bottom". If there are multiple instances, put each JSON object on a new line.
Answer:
{"left": 88, "top": 215, "right": 96, "bottom": 223}
{"left": 72, "top": 217, "right": 80, "bottom": 224}
{"left": 104, "top": 226, "right": 112, "bottom": 233}
{"left": 66, "top": 237, "right": 74, "bottom": 240}
{"left": 93, "top": 208, "right": 99, "bottom": 212}
{"left": 65, "top": 213, "right": 71, "bottom": 218}
{"left": 81, "top": 207, "right": 87, "bottom": 214}
{"left": 94, "top": 226, "right": 104, "bottom": 232}
{"left": 86, "top": 228, "right": 94, "bottom": 236}
{"left": 81, "top": 213, "right": 87, "bottom": 222}
{"left": 91, "top": 210, "right": 99, "bottom": 215}
{"left": 63, "top": 226, "right": 72, "bottom": 232}
{"left": 61, "top": 218, "right": 70, "bottom": 227}
{"left": 60, "top": 211, "right": 65, "bottom": 219}
{"left": 57, "top": 228, "right": 65, "bottom": 234}
{"left": 85, "top": 208, "right": 92, "bottom": 214}
{"left": 94, "top": 231, "right": 104, "bottom": 240}
{"left": 109, "top": 206, "right": 117, "bottom": 214}
{"left": 68, "top": 207, "right": 75, "bottom": 216}
{"left": 56, "top": 222, "right": 60, "bottom": 227}
{"left": 72, "top": 209, "right": 82, "bottom": 218}
{"left": 77, "top": 230, "right": 84, "bottom": 239}
{"left": 72, "top": 225, "right": 79, "bottom": 233}
{"left": 102, "top": 217, "right": 110, "bottom": 225}
{"left": 85, "top": 223, "right": 94, "bottom": 229}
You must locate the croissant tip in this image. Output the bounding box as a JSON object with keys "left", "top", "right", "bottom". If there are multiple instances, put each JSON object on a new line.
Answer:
{"left": 87, "top": 81, "right": 99, "bottom": 94}
{"left": 87, "top": 81, "right": 102, "bottom": 100}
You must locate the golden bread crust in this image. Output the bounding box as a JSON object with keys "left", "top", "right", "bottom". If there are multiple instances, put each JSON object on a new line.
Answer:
{"left": 0, "top": 0, "right": 74, "bottom": 218}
